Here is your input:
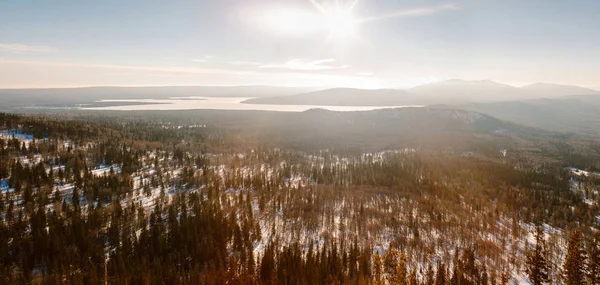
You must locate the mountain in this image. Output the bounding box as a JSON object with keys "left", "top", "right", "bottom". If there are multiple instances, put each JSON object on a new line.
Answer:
{"left": 244, "top": 80, "right": 525, "bottom": 106}
{"left": 242, "top": 88, "right": 417, "bottom": 106}
{"left": 244, "top": 80, "right": 530, "bottom": 106}
{"left": 521, "top": 83, "right": 599, "bottom": 97}
{"left": 406, "top": 80, "right": 599, "bottom": 101}
{"left": 408, "top": 79, "right": 526, "bottom": 102}
{"left": 0, "top": 86, "right": 317, "bottom": 110}
{"left": 244, "top": 80, "right": 600, "bottom": 107}
{"left": 465, "top": 94, "right": 600, "bottom": 135}
{"left": 220, "top": 106, "right": 540, "bottom": 151}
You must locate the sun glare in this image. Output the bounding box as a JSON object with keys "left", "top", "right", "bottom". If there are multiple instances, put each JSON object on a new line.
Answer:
{"left": 256, "top": 1, "right": 359, "bottom": 41}
{"left": 324, "top": 6, "right": 357, "bottom": 40}
{"left": 260, "top": 7, "right": 321, "bottom": 37}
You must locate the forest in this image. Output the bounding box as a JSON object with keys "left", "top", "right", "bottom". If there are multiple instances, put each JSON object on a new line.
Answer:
{"left": 0, "top": 112, "right": 599, "bottom": 285}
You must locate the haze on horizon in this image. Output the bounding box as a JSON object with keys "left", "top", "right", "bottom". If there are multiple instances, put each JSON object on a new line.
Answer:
{"left": 1, "top": 0, "right": 600, "bottom": 90}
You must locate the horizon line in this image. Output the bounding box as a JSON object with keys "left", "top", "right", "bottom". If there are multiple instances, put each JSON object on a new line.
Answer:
{"left": 0, "top": 79, "right": 598, "bottom": 92}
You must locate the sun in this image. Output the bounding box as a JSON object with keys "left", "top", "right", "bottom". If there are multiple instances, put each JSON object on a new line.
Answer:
{"left": 255, "top": 0, "right": 360, "bottom": 41}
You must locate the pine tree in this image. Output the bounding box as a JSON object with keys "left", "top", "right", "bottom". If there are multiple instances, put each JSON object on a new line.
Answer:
{"left": 259, "top": 245, "right": 276, "bottom": 284}
{"left": 435, "top": 260, "right": 446, "bottom": 285}
{"left": 499, "top": 270, "right": 510, "bottom": 285}
{"left": 562, "top": 229, "right": 587, "bottom": 285}
{"left": 525, "top": 226, "right": 550, "bottom": 285}
{"left": 425, "top": 262, "right": 435, "bottom": 285}
{"left": 372, "top": 252, "right": 384, "bottom": 285}
{"left": 384, "top": 249, "right": 407, "bottom": 285}
{"left": 588, "top": 231, "right": 600, "bottom": 285}
{"left": 408, "top": 268, "right": 418, "bottom": 285}
{"left": 481, "top": 263, "right": 489, "bottom": 285}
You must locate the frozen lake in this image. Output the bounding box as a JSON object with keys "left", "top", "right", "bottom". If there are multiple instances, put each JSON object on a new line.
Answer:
{"left": 83, "top": 97, "right": 422, "bottom": 112}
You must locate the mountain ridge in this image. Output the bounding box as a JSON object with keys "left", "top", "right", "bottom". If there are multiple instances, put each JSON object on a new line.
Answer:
{"left": 243, "top": 80, "right": 600, "bottom": 106}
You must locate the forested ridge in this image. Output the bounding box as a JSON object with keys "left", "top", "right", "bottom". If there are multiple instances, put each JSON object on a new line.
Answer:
{"left": 0, "top": 112, "right": 599, "bottom": 284}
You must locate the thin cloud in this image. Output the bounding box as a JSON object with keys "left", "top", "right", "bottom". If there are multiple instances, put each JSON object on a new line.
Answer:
{"left": 0, "top": 59, "right": 258, "bottom": 76}
{"left": 0, "top": 59, "right": 350, "bottom": 81}
{"left": 0, "top": 43, "right": 56, "bottom": 53}
{"left": 359, "top": 3, "right": 460, "bottom": 23}
{"left": 260, "top": 58, "right": 348, "bottom": 71}
{"left": 0, "top": 59, "right": 385, "bottom": 89}
{"left": 229, "top": 61, "right": 263, "bottom": 66}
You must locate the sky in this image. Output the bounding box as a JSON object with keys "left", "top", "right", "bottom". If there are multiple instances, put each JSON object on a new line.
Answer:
{"left": 1, "top": 0, "right": 599, "bottom": 89}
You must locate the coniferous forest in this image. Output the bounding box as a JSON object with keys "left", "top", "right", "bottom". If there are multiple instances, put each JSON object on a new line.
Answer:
{"left": 0, "top": 111, "right": 599, "bottom": 285}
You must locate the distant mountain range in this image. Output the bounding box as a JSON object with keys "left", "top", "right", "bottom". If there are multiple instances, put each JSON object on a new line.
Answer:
{"left": 1, "top": 81, "right": 597, "bottom": 109}
{"left": 243, "top": 80, "right": 600, "bottom": 106}
{"left": 2, "top": 81, "right": 600, "bottom": 136}
{"left": 521, "top": 82, "right": 599, "bottom": 97}
{"left": 244, "top": 88, "right": 413, "bottom": 106}
{"left": 0, "top": 86, "right": 318, "bottom": 109}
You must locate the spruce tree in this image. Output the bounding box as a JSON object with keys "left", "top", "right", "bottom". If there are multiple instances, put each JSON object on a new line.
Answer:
{"left": 435, "top": 260, "right": 446, "bottom": 285}
{"left": 588, "top": 231, "right": 600, "bottom": 285}
{"left": 408, "top": 268, "right": 418, "bottom": 285}
{"left": 525, "top": 226, "right": 550, "bottom": 285}
{"left": 384, "top": 249, "right": 407, "bottom": 285}
{"left": 562, "top": 229, "right": 587, "bottom": 285}
{"left": 372, "top": 252, "right": 384, "bottom": 285}
{"left": 425, "top": 262, "right": 435, "bottom": 285}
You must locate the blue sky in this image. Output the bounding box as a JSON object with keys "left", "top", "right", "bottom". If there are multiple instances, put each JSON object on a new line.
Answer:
{"left": 1, "top": 0, "right": 599, "bottom": 89}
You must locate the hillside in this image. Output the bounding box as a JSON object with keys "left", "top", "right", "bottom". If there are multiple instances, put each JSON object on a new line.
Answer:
{"left": 243, "top": 80, "right": 600, "bottom": 106}
{"left": 521, "top": 82, "right": 600, "bottom": 97}
{"left": 0, "top": 111, "right": 599, "bottom": 284}
{"left": 465, "top": 94, "right": 600, "bottom": 135}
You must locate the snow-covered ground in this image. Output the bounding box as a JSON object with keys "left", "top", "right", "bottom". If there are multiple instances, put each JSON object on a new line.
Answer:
{"left": 567, "top": 167, "right": 599, "bottom": 177}
{"left": 91, "top": 164, "right": 122, "bottom": 176}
